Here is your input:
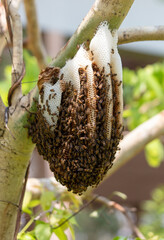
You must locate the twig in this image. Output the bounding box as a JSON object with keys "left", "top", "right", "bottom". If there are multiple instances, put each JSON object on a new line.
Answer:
{"left": 0, "top": 0, "right": 21, "bottom": 56}
{"left": 26, "top": 111, "right": 164, "bottom": 197}
{"left": 24, "top": 0, "right": 47, "bottom": 69}
{"left": 0, "top": 2, "right": 9, "bottom": 55}
{"left": 2, "top": 0, "right": 13, "bottom": 43}
{"left": 14, "top": 163, "right": 30, "bottom": 240}
{"left": 94, "top": 195, "right": 145, "bottom": 239}
{"left": 7, "top": 62, "right": 25, "bottom": 106}
{"left": 52, "top": 195, "right": 98, "bottom": 230}
{"left": 18, "top": 206, "right": 54, "bottom": 236}
{"left": 118, "top": 26, "right": 164, "bottom": 45}
{"left": 21, "top": 182, "right": 145, "bottom": 239}
{"left": 0, "top": 96, "right": 5, "bottom": 127}
{"left": 18, "top": 194, "right": 98, "bottom": 236}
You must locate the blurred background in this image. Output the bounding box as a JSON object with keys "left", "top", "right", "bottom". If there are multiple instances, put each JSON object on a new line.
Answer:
{"left": 0, "top": 0, "right": 164, "bottom": 239}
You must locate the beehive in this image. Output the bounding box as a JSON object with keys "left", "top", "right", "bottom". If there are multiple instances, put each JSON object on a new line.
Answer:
{"left": 27, "top": 22, "right": 123, "bottom": 194}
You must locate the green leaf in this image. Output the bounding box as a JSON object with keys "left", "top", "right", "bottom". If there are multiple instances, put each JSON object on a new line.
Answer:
{"left": 22, "top": 207, "right": 33, "bottom": 216}
{"left": 68, "top": 216, "right": 78, "bottom": 226}
{"left": 40, "top": 191, "right": 55, "bottom": 211}
{"left": 35, "top": 223, "right": 52, "bottom": 240}
{"left": 28, "top": 199, "right": 40, "bottom": 208}
{"left": 21, "top": 50, "right": 39, "bottom": 94}
{"left": 17, "top": 232, "right": 35, "bottom": 240}
{"left": 0, "top": 50, "right": 39, "bottom": 106}
{"left": 90, "top": 210, "right": 99, "bottom": 218}
{"left": 53, "top": 228, "right": 68, "bottom": 240}
{"left": 113, "top": 237, "right": 127, "bottom": 240}
{"left": 111, "top": 191, "right": 127, "bottom": 200}
{"left": 57, "top": 218, "right": 70, "bottom": 231}
{"left": 68, "top": 223, "right": 75, "bottom": 240}
{"left": 22, "top": 192, "right": 32, "bottom": 210}
{"left": 145, "top": 139, "right": 164, "bottom": 167}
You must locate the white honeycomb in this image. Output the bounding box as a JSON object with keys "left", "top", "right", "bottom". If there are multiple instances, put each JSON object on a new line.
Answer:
{"left": 60, "top": 45, "right": 96, "bottom": 130}
{"left": 85, "top": 62, "right": 96, "bottom": 131}
{"left": 39, "top": 81, "right": 62, "bottom": 126}
{"left": 89, "top": 22, "right": 114, "bottom": 139}
{"left": 60, "top": 46, "right": 91, "bottom": 94}
{"left": 111, "top": 30, "right": 123, "bottom": 128}
{"left": 38, "top": 22, "right": 122, "bottom": 138}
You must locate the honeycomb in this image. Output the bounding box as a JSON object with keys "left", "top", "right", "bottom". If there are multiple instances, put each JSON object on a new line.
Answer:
{"left": 26, "top": 22, "right": 123, "bottom": 194}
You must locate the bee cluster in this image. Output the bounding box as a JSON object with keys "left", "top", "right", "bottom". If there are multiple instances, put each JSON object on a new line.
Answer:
{"left": 26, "top": 22, "right": 123, "bottom": 194}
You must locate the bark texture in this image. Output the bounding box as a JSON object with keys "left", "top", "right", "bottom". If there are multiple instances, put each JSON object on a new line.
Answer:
{"left": 0, "top": 0, "right": 134, "bottom": 239}
{"left": 0, "top": 91, "right": 37, "bottom": 240}
{"left": 52, "top": 0, "right": 134, "bottom": 67}
{"left": 118, "top": 25, "right": 164, "bottom": 44}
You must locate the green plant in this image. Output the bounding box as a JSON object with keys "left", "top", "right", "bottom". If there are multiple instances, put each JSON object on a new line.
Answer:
{"left": 123, "top": 62, "right": 164, "bottom": 167}
{"left": 17, "top": 186, "right": 81, "bottom": 240}
{"left": 0, "top": 50, "right": 39, "bottom": 106}
{"left": 139, "top": 186, "right": 164, "bottom": 239}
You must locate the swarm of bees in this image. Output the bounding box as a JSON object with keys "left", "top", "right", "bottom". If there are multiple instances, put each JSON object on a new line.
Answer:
{"left": 27, "top": 22, "right": 123, "bottom": 194}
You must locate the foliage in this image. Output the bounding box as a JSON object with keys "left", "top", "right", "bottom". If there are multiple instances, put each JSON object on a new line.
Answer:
{"left": 1, "top": 51, "right": 164, "bottom": 239}
{"left": 17, "top": 184, "right": 81, "bottom": 240}
{"left": 0, "top": 50, "right": 39, "bottom": 106}
{"left": 1, "top": 50, "right": 164, "bottom": 167}
{"left": 113, "top": 235, "right": 164, "bottom": 240}
{"left": 139, "top": 185, "right": 164, "bottom": 239}
{"left": 123, "top": 62, "right": 164, "bottom": 167}
{"left": 123, "top": 62, "right": 164, "bottom": 128}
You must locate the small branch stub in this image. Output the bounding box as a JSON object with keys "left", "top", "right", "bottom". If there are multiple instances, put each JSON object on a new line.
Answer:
{"left": 27, "top": 23, "right": 123, "bottom": 194}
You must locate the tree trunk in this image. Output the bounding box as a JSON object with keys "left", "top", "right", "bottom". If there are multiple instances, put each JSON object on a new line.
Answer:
{"left": 0, "top": 0, "right": 135, "bottom": 239}
{"left": 0, "top": 93, "right": 35, "bottom": 240}
{"left": 0, "top": 148, "right": 33, "bottom": 239}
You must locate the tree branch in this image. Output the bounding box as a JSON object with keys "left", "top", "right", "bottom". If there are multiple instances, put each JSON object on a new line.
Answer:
{"left": 94, "top": 195, "right": 145, "bottom": 239}
{"left": 0, "top": 96, "right": 5, "bottom": 128}
{"left": 26, "top": 179, "right": 145, "bottom": 238}
{"left": 52, "top": 0, "right": 134, "bottom": 68}
{"left": 26, "top": 111, "right": 164, "bottom": 198}
{"left": 118, "top": 25, "right": 164, "bottom": 45}
{"left": 0, "top": 2, "right": 8, "bottom": 56}
{"left": 0, "top": 87, "right": 37, "bottom": 240}
{"left": 6, "top": 0, "right": 24, "bottom": 106}
{"left": 105, "top": 111, "right": 164, "bottom": 178}
{"left": 24, "top": 0, "right": 47, "bottom": 69}
{"left": 0, "top": 1, "right": 140, "bottom": 238}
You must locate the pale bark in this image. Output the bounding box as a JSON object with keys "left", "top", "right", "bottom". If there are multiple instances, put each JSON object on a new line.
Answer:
{"left": 27, "top": 111, "right": 164, "bottom": 198}
{"left": 0, "top": 89, "right": 37, "bottom": 240}
{"left": 118, "top": 25, "right": 164, "bottom": 45}
{"left": 0, "top": 96, "right": 5, "bottom": 125}
{"left": 0, "top": 2, "right": 7, "bottom": 56}
{"left": 0, "top": 34, "right": 7, "bottom": 55}
{"left": 52, "top": 0, "right": 135, "bottom": 68}
{"left": 24, "top": 0, "right": 47, "bottom": 69}
{"left": 1, "top": 0, "right": 164, "bottom": 238}
{"left": 0, "top": 0, "right": 22, "bottom": 56}
{"left": 7, "top": 0, "right": 24, "bottom": 106}
{"left": 0, "top": 141, "right": 34, "bottom": 240}
{"left": 0, "top": 0, "right": 141, "bottom": 239}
